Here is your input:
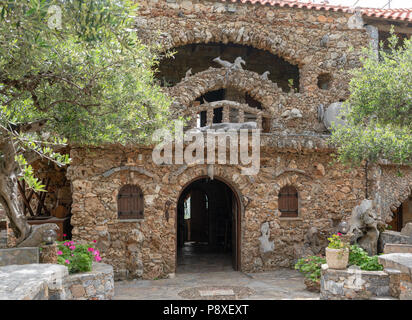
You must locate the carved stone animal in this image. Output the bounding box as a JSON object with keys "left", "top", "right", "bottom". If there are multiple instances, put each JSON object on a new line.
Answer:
{"left": 260, "top": 71, "right": 270, "bottom": 80}
{"left": 348, "top": 200, "right": 380, "bottom": 255}
{"left": 213, "top": 56, "right": 245, "bottom": 70}
{"left": 259, "top": 222, "right": 274, "bottom": 254}
{"left": 184, "top": 68, "right": 192, "bottom": 80}
{"left": 193, "top": 121, "right": 258, "bottom": 132}
{"left": 17, "top": 223, "right": 60, "bottom": 247}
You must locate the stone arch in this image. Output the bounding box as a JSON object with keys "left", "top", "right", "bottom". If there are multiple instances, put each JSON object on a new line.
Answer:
{"left": 152, "top": 23, "right": 304, "bottom": 68}
{"left": 174, "top": 167, "right": 246, "bottom": 271}
{"left": 167, "top": 67, "right": 284, "bottom": 114}
{"left": 173, "top": 165, "right": 248, "bottom": 208}
{"left": 389, "top": 183, "right": 412, "bottom": 214}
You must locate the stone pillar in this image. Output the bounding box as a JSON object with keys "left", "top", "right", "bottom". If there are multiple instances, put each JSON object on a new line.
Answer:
{"left": 222, "top": 105, "right": 230, "bottom": 123}
{"left": 40, "top": 244, "right": 58, "bottom": 264}
{"left": 238, "top": 109, "right": 245, "bottom": 123}
{"left": 207, "top": 108, "right": 214, "bottom": 126}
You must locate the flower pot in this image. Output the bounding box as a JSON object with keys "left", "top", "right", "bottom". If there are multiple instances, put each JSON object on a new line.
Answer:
{"left": 325, "top": 247, "right": 349, "bottom": 269}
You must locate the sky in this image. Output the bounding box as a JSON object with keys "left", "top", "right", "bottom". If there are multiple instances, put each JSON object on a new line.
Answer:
{"left": 310, "top": 0, "right": 412, "bottom": 8}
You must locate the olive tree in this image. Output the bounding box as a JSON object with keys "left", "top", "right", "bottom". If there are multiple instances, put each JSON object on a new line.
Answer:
{"left": 0, "top": 0, "right": 171, "bottom": 245}
{"left": 330, "top": 32, "right": 411, "bottom": 167}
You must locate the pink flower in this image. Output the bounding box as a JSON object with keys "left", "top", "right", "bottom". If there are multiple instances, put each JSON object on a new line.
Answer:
{"left": 93, "top": 250, "right": 100, "bottom": 256}
{"left": 95, "top": 256, "right": 102, "bottom": 262}
{"left": 69, "top": 245, "right": 76, "bottom": 250}
{"left": 88, "top": 247, "right": 94, "bottom": 252}
{"left": 57, "top": 250, "right": 63, "bottom": 255}
{"left": 63, "top": 242, "right": 69, "bottom": 246}
{"left": 71, "top": 254, "right": 74, "bottom": 256}
{"left": 63, "top": 234, "right": 67, "bottom": 237}
{"left": 65, "top": 260, "right": 70, "bottom": 264}
{"left": 337, "top": 232, "right": 342, "bottom": 236}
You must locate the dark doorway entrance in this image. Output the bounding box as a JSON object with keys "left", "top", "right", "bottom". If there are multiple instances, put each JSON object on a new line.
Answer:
{"left": 176, "top": 177, "right": 240, "bottom": 273}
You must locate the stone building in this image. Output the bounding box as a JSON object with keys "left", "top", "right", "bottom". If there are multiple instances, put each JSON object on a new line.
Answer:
{"left": 13, "top": 1, "right": 412, "bottom": 280}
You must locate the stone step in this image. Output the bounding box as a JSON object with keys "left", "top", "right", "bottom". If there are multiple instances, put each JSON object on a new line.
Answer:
{"left": 384, "top": 243, "right": 412, "bottom": 254}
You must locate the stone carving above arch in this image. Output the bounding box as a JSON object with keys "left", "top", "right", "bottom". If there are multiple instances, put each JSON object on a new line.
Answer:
{"left": 166, "top": 67, "right": 284, "bottom": 114}
{"left": 140, "top": 21, "right": 304, "bottom": 68}
{"left": 100, "top": 166, "right": 157, "bottom": 181}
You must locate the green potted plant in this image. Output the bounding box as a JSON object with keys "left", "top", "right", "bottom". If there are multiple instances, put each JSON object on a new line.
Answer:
{"left": 326, "top": 233, "right": 349, "bottom": 269}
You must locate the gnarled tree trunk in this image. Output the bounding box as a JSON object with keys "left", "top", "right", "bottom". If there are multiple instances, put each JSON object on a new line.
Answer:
{"left": 0, "top": 141, "right": 31, "bottom": 245}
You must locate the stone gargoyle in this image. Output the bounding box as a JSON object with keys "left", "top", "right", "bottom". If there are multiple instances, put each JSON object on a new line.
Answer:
{"left": 347, "top": 199, "right": 380, "bottom": 256}
{"left": 17, "top": 223, "right": 59, "bottom": 247}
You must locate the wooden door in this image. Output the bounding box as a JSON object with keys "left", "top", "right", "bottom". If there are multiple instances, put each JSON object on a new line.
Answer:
{"left": 388, "top": 205, "right": 403, "bottom": 232}
{"left": 190, "top": 189, "right": 208, "bottom": 243}
{"left": 231, "top": 192, "right": 238, "bottom": 270}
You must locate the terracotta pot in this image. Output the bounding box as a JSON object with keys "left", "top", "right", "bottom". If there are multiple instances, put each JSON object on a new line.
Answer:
{"left": 325, "top": 247, "right": 349, "bottom": 269}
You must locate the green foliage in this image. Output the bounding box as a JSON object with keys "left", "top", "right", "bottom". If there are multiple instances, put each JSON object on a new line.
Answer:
{"left": 56, "top": 240, "right": 101, "bottom": 274}
{"left": 330, "top": 30, "right": 412, "bottom": 166}
{"left": 348, "top": 244, "right": 383, "bottom": 271}
{"left": 294, "top": 256, "right": 326, "bottom": 283}
{"left": 0, "top": 0, "right": 171, "bottom": 191}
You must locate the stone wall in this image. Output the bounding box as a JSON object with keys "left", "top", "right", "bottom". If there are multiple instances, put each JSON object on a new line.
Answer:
{"left": 48, "top": 0, "right": 411, "bottom": 281}
{"left": 136, "top": 0, "right": 372, "bottom": 134}
{"left": 320, "top": 264, "right": 391, "bottom": 300}
{"left": 368, "top": 164, "right": 412, "bottom": 225}
{"left": 0, "top": 262, "right": 114, "bottom": 300}
{"left": 67, "top": 144, "right": 366, "bottom": 279}
{"left": 63, "top": 263, "right": 114, "bottom": 300}
{"left": 0, "top": 247, "right": 39, "bottom": 266}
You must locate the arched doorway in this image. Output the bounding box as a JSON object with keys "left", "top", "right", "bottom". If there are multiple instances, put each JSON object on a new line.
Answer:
{"left": 388, "top": 194, "right": 412, "bottom": 232}
{"left": 176, "top": 176, "right": 241, "bottom": 273}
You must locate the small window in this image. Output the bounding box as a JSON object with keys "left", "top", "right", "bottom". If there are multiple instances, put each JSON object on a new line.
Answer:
{"left": 317, "top": 73, "right": 331, "bottom": 90}
{"left": 278, "top": 186, "right": 298, "bottom": 218}
{"left": 117, "top": 185, "right": 144, "bottom": 219}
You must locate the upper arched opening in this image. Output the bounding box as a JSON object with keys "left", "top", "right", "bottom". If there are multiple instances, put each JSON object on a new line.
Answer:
{"left": 156, "top": 43, "right": 300, "bottom": 92}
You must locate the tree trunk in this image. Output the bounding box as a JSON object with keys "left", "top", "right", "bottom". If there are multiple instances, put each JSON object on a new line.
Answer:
{"left": 0, "top": 139, "right": 31, "bottom": 245}
{"left": 0, "top": 171, "right": 31, "bottom": 244}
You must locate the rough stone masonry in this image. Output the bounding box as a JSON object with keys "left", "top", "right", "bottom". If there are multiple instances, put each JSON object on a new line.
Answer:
{"left": 22, "top": 0, "right": 412, "bottom": 280}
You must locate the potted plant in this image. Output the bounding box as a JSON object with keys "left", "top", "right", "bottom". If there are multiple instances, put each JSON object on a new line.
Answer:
{"left": 325, "top": 233, "right": 349, "bottom": 269}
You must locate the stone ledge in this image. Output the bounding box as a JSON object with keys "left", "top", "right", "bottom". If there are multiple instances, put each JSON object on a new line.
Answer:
{"left": 384, "top": 244, "right": 412, "bottom": 254}
{"left": 0, "top": 264, "right": 68, "bottom": 300}
{"left": 0, "top": 247, "right": 39, "bottom": 266}
{"left": 379, "top": 253, "right": 412, "bottom": 277}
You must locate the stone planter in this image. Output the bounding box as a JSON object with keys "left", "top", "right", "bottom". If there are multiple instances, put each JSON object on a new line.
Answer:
{"left": 63, "top": 262, "right": 114, "bottom": 300}
{"left": 326, "top": 247, "right": 349, "bottom": 269}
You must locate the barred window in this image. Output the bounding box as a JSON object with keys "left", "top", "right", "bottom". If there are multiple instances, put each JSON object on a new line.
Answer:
{"left": 278, "top": 186, "right": 298, "bottom": 218}
{"left": 117, "top": 185, "right": 144, "bottom": 219}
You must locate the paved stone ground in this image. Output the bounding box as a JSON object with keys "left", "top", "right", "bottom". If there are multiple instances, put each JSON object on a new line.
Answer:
{"left": 114, "top": 269, "right": 319, "bottom": 300}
